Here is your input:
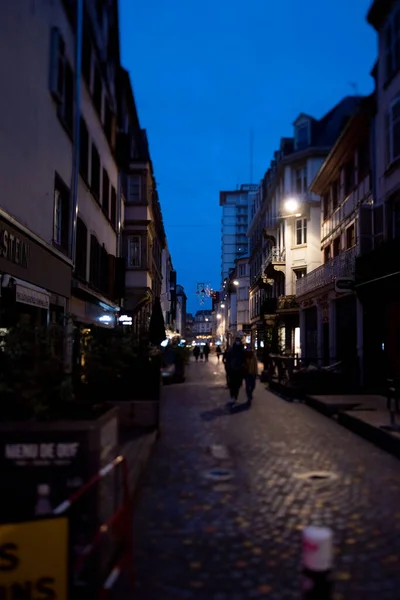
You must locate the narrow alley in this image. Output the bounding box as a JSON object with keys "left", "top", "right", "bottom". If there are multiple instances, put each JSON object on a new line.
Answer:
{"left": 129, "top": 358, "right": 400, "bottom": 600}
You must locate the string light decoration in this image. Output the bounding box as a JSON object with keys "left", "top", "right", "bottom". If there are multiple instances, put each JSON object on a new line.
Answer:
{"left": 195, "top": 283, "right": 217, "bottom": 305}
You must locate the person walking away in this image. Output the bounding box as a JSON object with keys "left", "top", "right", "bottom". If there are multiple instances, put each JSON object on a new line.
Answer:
{"left": 200, "top": 347, "right": 204, "bottom": 360}
{"left": 216, "top": 346, "right": 222, "bottom": 362}
{"left": 203, "top": 343, "right": 210, "bottom": 362}
{"left": 222, "top": 347, "right": 229, "bottom": 388}
{"left": 226, "top": 337, "right": 245, "bottom": 405}
{"left": 193, "top": 346, "right": 200, "bottom": 362}
{"left": 244, "top": 346, "right": 258, "bottom": 406}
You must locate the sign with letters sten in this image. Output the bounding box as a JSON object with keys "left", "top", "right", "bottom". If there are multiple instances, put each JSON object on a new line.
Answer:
{"left": 0, "top": 517, "right": 68, "bottom": 600}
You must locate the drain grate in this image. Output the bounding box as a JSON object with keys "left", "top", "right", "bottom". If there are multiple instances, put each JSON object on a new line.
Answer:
{"left": 203, "top": 468, "right": 234, "bottom": 482}
{"left": 294, "top": 471, "right": 338, "bottom": 483}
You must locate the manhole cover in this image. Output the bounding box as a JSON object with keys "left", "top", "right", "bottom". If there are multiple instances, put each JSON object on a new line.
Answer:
{"left": 203, "top": 468, "right": 234, "bottom": 482}
{"left": 294, "top": 471, "right": 338, "bottom": 482}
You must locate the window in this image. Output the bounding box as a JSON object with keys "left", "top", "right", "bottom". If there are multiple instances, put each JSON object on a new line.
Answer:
{"left": 295, "top": 218, "right": 307, "bottom": 245}
{"left": 79, "top": 117, "right": 89, "bottom": 182}
{"left": 296, "top": 123, "right": 309, "bottom": 150}
{"left": 324, "top": 245, "right": 331, "bottom": 263}
{"left": 331, "top": 180, "right": 339, "bottom": 210}
{"left": 128, "top": 175, "right": 141, "bottom": 203}
{"left": 295, "top": 167, "right": 307, "bottom": 194}
{"left": 388, "top": 98, "right": 400, "bottom": 164}
{"left": 358, "top": 141, "right": 370, "bottom": 179}
{"left": 293, "top": 268, "right": 307, "bottom": 281}
{"left": 93, "top": 65, "right": 102, "bottom": 117}
{"left": 238, "top": 263, "right": 247, "bottom": 277}
{"left": 322, "top": 192, "right": 330, "bottom": 220}
{"left": 82, "top": 33, "right": 92, "bottom": 85}
{"left": 343, "top": 160, "right": 355, "bottom": 197}
{"left": 91, "top": 143, "right": 100, "bottom": 201}
{"left": 54, "top": 190, "right": 62, "bottom": 246}
{"left": 75, "top": 218, "right": 88, "bottom": 280}
{"left": 104, "top": 102, "right": 113, "bottom": 146}
{"left": 102, "top": 168, "right": 110, "bottom": 217}
{"left": 127, "top": 236, "right": 141, "bottom": 268}
{"left": 384, "top": 9, "right": 400, "bottom": 82}
{"left": 90, "top": 234, "right": 101, "bottom": 288}
{"left": 110, "top": 186, "right": 117, "bottom": 228}
{"left": 346, "top": 224, "right": 356, "bottom": 249}
{"left": 333, "top": 236, "right": 341, "bottom": 257}
{"left": 49, "top": 29, "right": 74, "bottom": 135}
{"left": 53, "top": 174, "right": 69, "bottom": 251}
{"left": 239, "top": 287, "right": 247, "bottom": 301}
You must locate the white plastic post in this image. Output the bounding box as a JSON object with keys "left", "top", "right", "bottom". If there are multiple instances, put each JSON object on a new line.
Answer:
{"left": 302, "top": 526, "right": 333, "bottom": 599}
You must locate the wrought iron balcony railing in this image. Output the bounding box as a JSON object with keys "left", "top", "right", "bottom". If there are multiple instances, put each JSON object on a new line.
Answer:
{"left": 296, "top": 246, "right": 357, "bottom": 298}
{"left": 264, "top": 246, "right": 286, "bottom": 271}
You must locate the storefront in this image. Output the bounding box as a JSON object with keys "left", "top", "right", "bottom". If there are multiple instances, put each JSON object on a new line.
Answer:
{"left": 0, "top": 214, "right": 72, "bottom": 328}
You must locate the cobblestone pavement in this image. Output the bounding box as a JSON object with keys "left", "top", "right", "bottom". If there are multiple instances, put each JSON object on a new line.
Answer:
{"left": 131, "top": 358, "right": 400, "bottom": 600}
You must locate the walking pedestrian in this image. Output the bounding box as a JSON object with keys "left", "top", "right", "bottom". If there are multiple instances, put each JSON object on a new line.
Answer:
{"left": 244, "top": 346, "right": 258, "bottom": 407}
{"left": 226, "top": 337, "right": 245, "bottom": 405}
{"left": 222, "top": 347, "right": 229, "bottom": 388}
{"left": 200, "top": 347, "right": 204, "bottom": 360}
{"left": 216, "top": 346, "right": 222, "bottom": 362}
{"left": 193, "top": 346, "right": 200, "bottom": 362}
{"left": 203, "top": 343, "right": 210, "bottom": 362}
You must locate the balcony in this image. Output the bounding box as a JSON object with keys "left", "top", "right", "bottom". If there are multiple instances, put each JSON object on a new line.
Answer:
{"left": 277, "top": 295, "right": 299, "bottom": 312}
{"left": 296, "top": 246, "right": 357, "bottom": 298}
{"left": 264, "top": 246, "right": 286, "bottom": 271}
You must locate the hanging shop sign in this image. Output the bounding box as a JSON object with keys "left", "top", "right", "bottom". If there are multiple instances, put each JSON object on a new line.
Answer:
{"left": 0, "top": 517, "right": 68, "bottom": 600}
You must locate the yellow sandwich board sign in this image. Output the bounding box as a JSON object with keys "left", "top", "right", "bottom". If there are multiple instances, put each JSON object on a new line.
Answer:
{"left": 0, "top": 517, "right": 68, "bottom": 599}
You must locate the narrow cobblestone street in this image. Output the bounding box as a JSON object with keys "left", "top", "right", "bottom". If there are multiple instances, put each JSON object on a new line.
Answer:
{"left": 131, "top": 358, "right": 400, "bottom": 600}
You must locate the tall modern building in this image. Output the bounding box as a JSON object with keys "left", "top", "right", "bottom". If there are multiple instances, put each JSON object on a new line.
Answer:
{"left": 219, "top": 184, "right": 259, "bottom": 285}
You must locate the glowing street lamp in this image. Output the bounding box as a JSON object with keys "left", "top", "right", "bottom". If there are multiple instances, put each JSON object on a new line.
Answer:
{"left": 220, "top": 303, "right": 225, "bottom": 308}
{"left": 233, "top": 280, "right": 239, "bottom": 286}
{"left": 217, "top": 314, "right": 222, "bottom": 320}
{"left": 284, "top": 198, "right": 299, "bottom": 214}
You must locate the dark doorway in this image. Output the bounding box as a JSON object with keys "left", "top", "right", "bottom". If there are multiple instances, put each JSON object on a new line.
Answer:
{"left": 323, "top": 322, "right": 329, "bottom": 365}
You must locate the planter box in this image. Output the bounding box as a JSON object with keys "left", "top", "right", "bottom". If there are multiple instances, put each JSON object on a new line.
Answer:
{"left": 110, "top": 400, "right": 160, "bottom": 430}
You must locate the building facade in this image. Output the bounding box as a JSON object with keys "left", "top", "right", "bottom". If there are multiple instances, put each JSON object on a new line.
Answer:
{"left": 193, "top": 310, "right": 212, "bottom": 341}
{"left": 220, "top": 184, "right": 258, "bottom": 285}
{"left": 117, "top": 68, "right": 166, "bottom": 339}
{"left": 296, "top": 96, "right": 374, "bottom": 381}
{"left": 248, "top": 97, "right": 363, "bottom": 357}
{"left": 176, "top": 284, "right": 187, "bottom": 337}
{"left": 0, "top": 1, "right": 79, "bottom": 329}
{"left": 355, "top": 1, "right": 400, "bottom": 389}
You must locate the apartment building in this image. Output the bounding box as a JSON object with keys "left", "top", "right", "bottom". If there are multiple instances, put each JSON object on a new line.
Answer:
{"left": 220, "top": 184, "right": 258, "bottom": 285}
{"left": 296, "top": 96, "right": 374, "bottom": 381}
{"left": 117, "top": 68, "right": 166, "bottom": 339}
{"left": 0, "top": 1, "right": 78, "bottom": 327}
{"left": 193, "top": 310, "right": 212, "bottom": 340}
{"left": 248, "top": 97, "right": 363, "bottom": 356}
{"left": 355, "top": 1, "right": 400, "bottom": 389}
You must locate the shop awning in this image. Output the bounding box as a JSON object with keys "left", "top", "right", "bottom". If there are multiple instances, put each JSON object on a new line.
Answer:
{"left": 2, "top": 275, "right": 50, "bottom": 309}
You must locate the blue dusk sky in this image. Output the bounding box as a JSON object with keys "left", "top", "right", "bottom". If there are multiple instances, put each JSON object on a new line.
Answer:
{"left": 119, "top": 0, "right": 376, "bottom": 314}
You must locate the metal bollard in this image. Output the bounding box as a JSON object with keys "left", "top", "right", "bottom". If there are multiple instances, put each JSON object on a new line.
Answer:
{"left": 302, "top": 526, "right": 333, "bottom": 599}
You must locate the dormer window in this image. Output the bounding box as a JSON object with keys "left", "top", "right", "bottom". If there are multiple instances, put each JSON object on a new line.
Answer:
{"left": 295, "top": 122, "right": 310, "bottom": 150}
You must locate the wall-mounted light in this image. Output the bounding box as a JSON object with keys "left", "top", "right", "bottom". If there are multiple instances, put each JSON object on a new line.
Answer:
{"left": 217, "top": 314, "right": 222, "bottom": 320}
{"left": 284, "top": 198, "right": 300, "bottom": 214}
{"left": 233, "top": 280, "right": 239, "bottom": 286}
{"left": 220, "top": 303, "right": 225, "bottom": 308}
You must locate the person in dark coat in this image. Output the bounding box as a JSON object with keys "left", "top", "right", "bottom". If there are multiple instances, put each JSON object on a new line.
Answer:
{"left": 222, "top": 347, "right": 229, "bottom": 387}
{"left": 203, "top": 343, "right": 210, "bottom": 362}
{"left": 226, "top": 337, "right": 245, "bottom": 404}
{"left": 216, "top": 346, "right": 222, "bottom": 362}
{"left": 193, "top": 346, "right": 200, "bottom": 361}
